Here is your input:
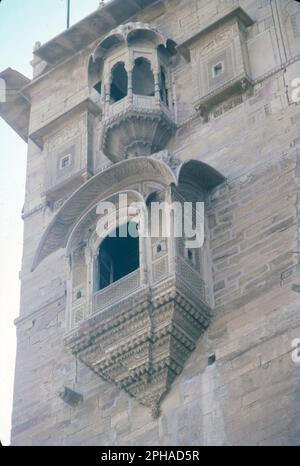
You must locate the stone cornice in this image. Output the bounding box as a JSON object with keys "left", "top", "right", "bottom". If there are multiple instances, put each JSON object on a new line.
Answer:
{"left": 34, "top": 1, "right": 162, "bottom": 66}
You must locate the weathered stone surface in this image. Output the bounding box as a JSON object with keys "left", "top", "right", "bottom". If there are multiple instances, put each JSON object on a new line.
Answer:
{"left": 2, "top": 0, "right": 300, "bottom": 446}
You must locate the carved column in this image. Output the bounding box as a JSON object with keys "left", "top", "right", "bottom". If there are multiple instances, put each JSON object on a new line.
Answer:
{"left": 103, "top": 64, "right": 111, "bottom": 114}
{"left": 84, "top": 246, "right": 93, "bottom": 317}
{"left": 154, "top": 71, "right": 160, "bottom": 103}
{"left": 65, "top": 254, "right": 73, "bottom": 332}
{"left": 139, "top": 206, "right": 150, "bottom": 286}
{"left": 167, "top": 186, "right": 176, "bottom": 275}
{"left": 128, "top": 68, "right": 133, "bottom": 104}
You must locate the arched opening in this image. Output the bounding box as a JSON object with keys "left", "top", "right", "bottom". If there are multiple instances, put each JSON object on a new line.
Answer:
{"left": 159, "top": 66, "right": 169, "bottom": 106}
{"left": 98, "top": 222, "right": 139, "bottom": 290}
{"left": 132, "top": 57, "right": 155, "bottom": 97}
{"left": 110, "top": 62, "right": 128, "bottom": 103}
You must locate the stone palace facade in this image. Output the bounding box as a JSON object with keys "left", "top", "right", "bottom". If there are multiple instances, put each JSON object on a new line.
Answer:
{"left": 0, "top": 0, "right": 300, "bottom": 446}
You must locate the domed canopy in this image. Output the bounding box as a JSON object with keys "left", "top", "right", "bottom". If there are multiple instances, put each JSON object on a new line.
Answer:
{"left": 92, "top": 22, "right": 176, "bottom": 61}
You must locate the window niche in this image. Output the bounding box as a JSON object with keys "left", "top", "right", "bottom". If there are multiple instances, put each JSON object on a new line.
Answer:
{"left": 178, "top": 7, "right": 254, "bottom": 118}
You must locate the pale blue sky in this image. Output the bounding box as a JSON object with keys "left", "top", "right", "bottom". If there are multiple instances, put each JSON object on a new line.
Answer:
{"left": 0, "top": 0, "right": 102, "bottom": 445}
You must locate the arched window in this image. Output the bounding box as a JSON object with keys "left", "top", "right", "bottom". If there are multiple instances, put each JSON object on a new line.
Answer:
{"left": 132, "top": 57, "right": 155, "bottom": 97}
{"left": 110, "top": 62, "right": 128, "bottom": 103}
{"left": 98, "top": 222, "right": 139, "bottom": 290}
{"left": 159, "top": 66, "right": 169, "bottom": 106}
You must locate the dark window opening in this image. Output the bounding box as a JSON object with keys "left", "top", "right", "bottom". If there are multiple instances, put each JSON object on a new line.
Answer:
{"left": 132, "top": 57, "right": 155, "bottom": 97}
{"left": 159, "top": 66, "right": 169, "bottom": 106}
{"left": 98, "top": 222, "right": 139, "bottom": 290}
{"left": 213, "top": 62, "right": 223, "bottom": 77}
{"left": 110, "top": 62, "right": 128, "bottom": 102}
{"left": 208, "top": 354, "right": 216, "bottom": 366}
{"left": 187, "top": 249, "right": 193, "bottom": 261}
{"left": 60, "top": 155, "right": 71, "bottom": 170}
{"left": 93, "top": 81, "right": 102, "bottom": 95}
{"left": 76, "top": 291, "right": 82, "bottom": 300}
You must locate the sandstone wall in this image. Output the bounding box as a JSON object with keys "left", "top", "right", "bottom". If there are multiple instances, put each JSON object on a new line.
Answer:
{"left": 11, "top": 0, "right": 300, "bottom": 445}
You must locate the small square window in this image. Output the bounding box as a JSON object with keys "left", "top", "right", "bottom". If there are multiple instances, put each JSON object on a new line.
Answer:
{"left": 60, "top": 154, "right": 71, "bottom": 170}
{"left": 212, "top": 62, "right": 224, "bottom": 78}
{"left": 187, "top": 249, "right": 193, "bottom": 261}
{"left": 208, "top": 353, "right": 216, "bottom": 366}
{"left": 153, "top": 240, "right": 166, "bottom": 257}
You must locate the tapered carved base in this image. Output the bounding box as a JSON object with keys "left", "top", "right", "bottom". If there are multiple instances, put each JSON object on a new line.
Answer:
{"left": 64, "top": 279, "right": 211, "bottom": 417}
{"left": 101, "top": 98, "right": 176, "bottom": 162}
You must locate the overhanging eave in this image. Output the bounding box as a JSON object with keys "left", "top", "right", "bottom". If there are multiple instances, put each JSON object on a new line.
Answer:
{"left": 0, "top": 68, "right": 31, "bottom": 142}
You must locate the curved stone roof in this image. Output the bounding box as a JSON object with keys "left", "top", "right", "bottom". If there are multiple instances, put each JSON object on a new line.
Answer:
{"left": 32, "top": 156, "right": 225, "bottom": 271}
{"left": 34, "top": 0, "right": 159, "bottom": 65}
{"left": 93, "top": 22, "right": 175, "bottom": 60}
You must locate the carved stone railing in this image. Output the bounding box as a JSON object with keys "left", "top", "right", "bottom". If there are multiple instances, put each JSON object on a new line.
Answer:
{"left": 93, "top": 268, "right": 141, "bottom": 314}
{"left": 105, "top": 96, "right": 130, "bottom": 118}
{"left": 104, "top": 94, "right": 172, "bottom": 119}
{"left": 132, "top": 94, "right": 158, "bottom": 110}
{"left": 101, "top": 94, "right": 176, "bottom": 161}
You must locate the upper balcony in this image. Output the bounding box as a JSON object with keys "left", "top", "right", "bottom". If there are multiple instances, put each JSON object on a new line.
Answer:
{"left": 90, "top": 22, "right": 177, "bottom": 162}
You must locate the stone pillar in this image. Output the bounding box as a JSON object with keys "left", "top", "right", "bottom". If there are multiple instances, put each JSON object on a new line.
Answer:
{"left": 154, "top": 71, "right": 160, "bottom": 103}
{"left": 128, "top": 68, "right": 133, "bottom": 103}
{"left": 105, "top": 83, "right": 110, "bottom": 112}
{"left": 65, "top": 254, "right": 73, "bottom": 332}
{"left": 139, "top": 206, "right": 150, "bottom": 286}
{"left": 103, "top": 65, "right": 111, "bottom": 114}
{"left": 167, "top": 186, "right": 176, "bottom": 274}
{"left": 84, "top": 246, "right": 93, "bottom": 317}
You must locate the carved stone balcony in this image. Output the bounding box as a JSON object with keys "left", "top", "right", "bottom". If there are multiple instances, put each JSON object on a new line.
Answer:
{"left": 33, "top": 156, "right": 225, "bottom": 417}
{"left": 64, "top": 259, "right": 211, "bottom": 419}
{"left": 178, "top": 7, "right": 254, "bottom": 119}
{"left": 101, "top": 94, "right": 176, "bottom": 162}
{"left": 89, "top": 21, "right": 177, "bottom": 162}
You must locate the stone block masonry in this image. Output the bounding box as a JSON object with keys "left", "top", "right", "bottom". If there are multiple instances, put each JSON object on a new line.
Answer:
{"left": 2, "top": 0, "right": 299, "bottom": 446}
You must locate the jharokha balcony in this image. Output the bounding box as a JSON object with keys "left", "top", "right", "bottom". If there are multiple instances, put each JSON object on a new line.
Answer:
{"left": 89, "top": 22, "right": 177, "bottom": 162}
{"left": 101, "top": 92, "right": 176, "bottom": 161}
